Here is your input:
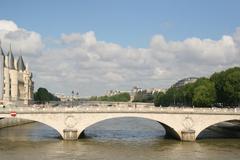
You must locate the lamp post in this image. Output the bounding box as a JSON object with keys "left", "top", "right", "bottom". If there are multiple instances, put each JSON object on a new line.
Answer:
{"left": 71, "top": 90, "right": 74, "bottom": 107}
{"left": 173, "top": 92, "right": 176, "bottom": 106}
{"left": 183, "top": 92, "right": 186, "bottom": 107}
{"left": 76, "top": 92, "right": 79, "bottom": 105}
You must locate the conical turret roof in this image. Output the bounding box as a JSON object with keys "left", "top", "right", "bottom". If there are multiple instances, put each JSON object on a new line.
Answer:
{"left": 0, "top": 41, "right": 4, "bottom": 56}
{"left": 0, "top": 47, "right": 4, "bottom": 56}
{"left": 17, "top": 55, "right": 26, "bottom": 71}
{"left": 0, "top": 41, "right": 5, "bottom": 67}
{"left": 7, "top": 45, "right": 15, "bottom": 69}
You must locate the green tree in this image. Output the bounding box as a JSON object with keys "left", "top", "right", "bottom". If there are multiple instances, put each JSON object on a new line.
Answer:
{"left": 210, "top": 71, "right": 225, "bottom": 103}
{"left": 34, "top": 87, "right": 60, "bottom": 103}
{"left": 182, "top": 83, "right": 195, "bottom": 106}
{"left": 110, "top": 92, "right": 131, "bottom": 102}
{"left": 223, "top": 70, "right": 240, "bottom": 106}
{"left": 192, "top": 78, "right": 216, "bottom": 107}
{"left": 89, "top": 96, "right": 98, "bottom": 101}
{"left": 96, "top": 92, "right": 130, "bottom": 102}
{"left": 210, "top": 67, "right": 240, "bottom": 106}
{"left": 154, "top": 92, "right": 165, "bottom": 106}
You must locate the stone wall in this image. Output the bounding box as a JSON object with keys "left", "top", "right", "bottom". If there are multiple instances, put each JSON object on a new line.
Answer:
{"left": 0, "top": 118, "right": 33, "bottom": 129}
{"left": 0, "top": 54, "right": 3, "bottom": 100}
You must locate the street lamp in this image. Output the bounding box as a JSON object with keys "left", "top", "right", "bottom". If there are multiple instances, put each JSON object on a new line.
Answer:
{"left": 76, "top": 92, "right": 79, "bottom": 105}
{"left": 71, "top": 90, "right": 74, "bottom": 107}
{"left": 173, "top": 92, "right": 176, "bottom": 106}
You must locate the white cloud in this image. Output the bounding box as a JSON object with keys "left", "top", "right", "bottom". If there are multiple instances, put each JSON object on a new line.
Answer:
{"left": 61, "top": 31, "right": 97, "bottom": 46}
{"left": 103, "top": 72, "right": 124, "bottom": 82}
{"left": 0, "top": 20, "right": 43, "bottom": 55}
{"left": 1, "top": 19, "right": 240, "bottom": 96}
{"left": 151, "top": 67, "right": 170, "bottom": 80}
{"left": 0, "top": 20, "right": 18, "bottom": 31}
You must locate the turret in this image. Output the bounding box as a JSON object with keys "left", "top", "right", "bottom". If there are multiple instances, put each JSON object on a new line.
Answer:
{"left": 0, "top": 40, "right": 4, "bottom": 100}
{"left": 17, "top": 56, "right": 26, "bottom": 71}
{"left": 0, "top": 41, "right": 5, "bottom": 67}
{"left": 7, "top": 44, "right": 15, "bottom": 69}
{"left": 0, "top": 41, "right": 4, "bottom": 56}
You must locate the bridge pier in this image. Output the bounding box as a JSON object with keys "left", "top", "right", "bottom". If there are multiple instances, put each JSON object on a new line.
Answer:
{"left": 181, "top": 130, "right": 196, "bottom": 141}
{"left": 63, "top": 129, "right": 78, "bottom": 140}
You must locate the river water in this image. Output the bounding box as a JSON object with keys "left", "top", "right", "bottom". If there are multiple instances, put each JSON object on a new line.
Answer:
{"left": 0, "top": 118, "right": 240, "bottom": 160}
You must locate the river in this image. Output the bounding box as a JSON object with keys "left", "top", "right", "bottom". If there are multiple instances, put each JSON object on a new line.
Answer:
{"left": 0, "top": 118, "right": 240, "bottom": 160}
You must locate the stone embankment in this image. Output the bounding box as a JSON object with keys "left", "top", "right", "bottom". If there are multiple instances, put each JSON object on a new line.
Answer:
{"left": 0, "top": 118, "right": 33, "bottom": 129}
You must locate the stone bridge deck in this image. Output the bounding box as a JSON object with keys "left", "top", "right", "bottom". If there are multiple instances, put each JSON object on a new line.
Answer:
{"left": 1, "top": 104, "right": 240, "bottom": 141}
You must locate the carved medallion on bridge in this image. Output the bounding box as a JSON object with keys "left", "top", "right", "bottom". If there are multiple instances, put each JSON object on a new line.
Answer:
{"left": 182, "top": 117, "right": 194, "bottom": 130}
{"left": 65, "top": 115, "right": 78, "bottom": 128}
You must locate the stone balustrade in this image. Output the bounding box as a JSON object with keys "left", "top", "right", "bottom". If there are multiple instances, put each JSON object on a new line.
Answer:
{"left": 1, "top": 105, "right": 240, "bottom": 115}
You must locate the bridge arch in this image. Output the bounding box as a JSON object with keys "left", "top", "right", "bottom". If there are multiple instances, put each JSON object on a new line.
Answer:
{"left": 195, "top": 118, "right": 240, "bottom": 139}
{"left": 77, "top": 115, "right": 181, "bottom": 140}
{"left": 0, "top": 116, "right": 64, "bottom": 139}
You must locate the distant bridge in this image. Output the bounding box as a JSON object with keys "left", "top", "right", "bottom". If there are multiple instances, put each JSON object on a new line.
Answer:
{"left": 0, "top": 102, "right": 240, "bottom": 141}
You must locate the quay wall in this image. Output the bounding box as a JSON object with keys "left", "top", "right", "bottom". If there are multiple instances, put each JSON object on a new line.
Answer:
{"left": 0, "top": 118, "right": 33, "bottom": 129}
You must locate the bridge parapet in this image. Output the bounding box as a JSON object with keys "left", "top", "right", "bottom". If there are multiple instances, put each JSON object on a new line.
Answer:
{"left": 1, "top": 106, "right": 240, "bottom": 115}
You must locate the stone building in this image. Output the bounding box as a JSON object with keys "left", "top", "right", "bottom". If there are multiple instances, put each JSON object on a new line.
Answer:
{"left": 172, "top": 77, "right": 198, "bottom": 88}
{"left": 0, "top": 43, "right": 34, "bottom": 105}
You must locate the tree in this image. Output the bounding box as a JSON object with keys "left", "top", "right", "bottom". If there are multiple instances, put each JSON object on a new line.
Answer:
{"left": 211, "top": 67, "right": 240, "bottom": 106}
{"left": 109, "top": 92, "right": 131, "bottom": 102}
{"left": 34, "top": 87, "right": 60, "bottom": 104}
{"left": 95, "top": 92, "right": 130, "bottom": 102}
{"left": 210, "top": 71, "right": 225, "bottom": 103}
{"left": 192, "top": 78, "right": 216, "bottom": 107}
{"left": 223, "top": 70, "right": 240, "bottom": 106}
{"left": 182, "top": 83, "right": 195, "bottom": 106}
{"left": 154, "top": 92, "right": 165, "bottom": 106}
{"left": 89, "top": 96, "right": 98, "bottom": 101}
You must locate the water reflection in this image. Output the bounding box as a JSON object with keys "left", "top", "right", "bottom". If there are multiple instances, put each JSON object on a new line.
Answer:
{"left": 83, "top": 117, "right": 165, "bottom": 141}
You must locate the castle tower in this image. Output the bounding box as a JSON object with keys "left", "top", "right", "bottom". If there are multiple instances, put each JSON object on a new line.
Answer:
{"left": 0, "top": 41, "right": 4, "bottom": 101}
{"left": 7, "top": 45, "right": 18, "bottom": 101}
{"left": 0, "top": 42, "right": 34, "bottom": 105}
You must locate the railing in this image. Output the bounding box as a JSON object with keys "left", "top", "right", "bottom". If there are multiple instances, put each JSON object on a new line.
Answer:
{"left": 45, "top": 101, "right": 154, "bottom": 108}
{"left": 1, "top": 104, "right": 240, "bottom": 115}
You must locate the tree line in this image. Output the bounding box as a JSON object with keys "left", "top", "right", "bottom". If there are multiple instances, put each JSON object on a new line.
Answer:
{"left": 154, "top": 67, "right": 240, "bottom": 107}
{"left": 89, "top": 92, "right": 130, "bottom": 102}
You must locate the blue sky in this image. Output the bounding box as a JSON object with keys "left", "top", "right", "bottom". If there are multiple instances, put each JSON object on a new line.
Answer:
{"left": 0, "top": 0, "right": 240, "bottom": 96}
{"left": 1, "top": 0, "right": 240, "bottom": 47}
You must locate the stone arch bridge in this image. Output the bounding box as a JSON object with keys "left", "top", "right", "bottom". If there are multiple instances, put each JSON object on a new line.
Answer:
{"left": 0, "top": 103, "right": 240, "bottom": 141}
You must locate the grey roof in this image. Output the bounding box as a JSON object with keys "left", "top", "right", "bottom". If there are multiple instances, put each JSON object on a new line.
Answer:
{"left": 17, "top": 56, "right": 26, "bottom": 71}
{"left": 172, "top": 77, "right": 198, "bottom": 88}
{"left": 0, "top": 42, "right": 4, "bottom": 56}
{"left": 0, "top": 48, "right": 4, "bottom": 56}
{"left": 0, "top": 46, "right": 5, "bottom": 67}
{"left": 7, "top": 46, "right": 15, "bottom": 69}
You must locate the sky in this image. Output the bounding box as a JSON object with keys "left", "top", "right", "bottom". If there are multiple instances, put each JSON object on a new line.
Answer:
{"left": 0, "top": 0, "right": 240, "bottom": 96}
